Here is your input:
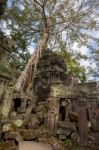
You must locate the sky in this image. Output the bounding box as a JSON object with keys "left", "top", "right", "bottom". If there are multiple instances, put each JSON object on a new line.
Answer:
{"left": 7, "top": 0, "right": 12, "bottom": 7}
{"left": 72, "top": 42, "right": 96, "bottom": 73}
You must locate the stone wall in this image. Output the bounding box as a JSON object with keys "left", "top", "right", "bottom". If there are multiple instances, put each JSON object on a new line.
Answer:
{"left": 0, "top": 30, "right": 13, "bottom": 145}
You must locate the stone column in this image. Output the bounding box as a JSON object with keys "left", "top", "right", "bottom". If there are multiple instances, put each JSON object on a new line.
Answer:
{"left": 0, "top": 82, "right": 4, "bottom": 140}
{"left": 2, "top": 87, "right": 13, "bottom": 118}
{"left": 54, "top": 114, "right": 58, "bottom": 135}
{"left": 44, "top": 112, "right": 48, "bottom": 126}
{"left": 96, "top": 106, "right": 99, "bottom": 129}
{"left": 78, "top": 99, "right": 87, "bottom": 145}
{"left": 50, "top": 113, "right": 55, "bottom": 134}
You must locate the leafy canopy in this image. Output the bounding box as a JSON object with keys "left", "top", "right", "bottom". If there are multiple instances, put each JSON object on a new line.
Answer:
{"left": 1, "top": 0, "right": 99, "bottom": 79}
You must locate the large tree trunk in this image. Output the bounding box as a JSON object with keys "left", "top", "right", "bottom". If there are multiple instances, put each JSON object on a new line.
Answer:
{"left": 14, "top": 32, "right": 49, "bottom": 92}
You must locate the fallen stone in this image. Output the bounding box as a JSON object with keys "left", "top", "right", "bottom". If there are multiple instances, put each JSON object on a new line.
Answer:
{"left": 2, "top": 123, "right": 11, "bottom": 132}
{"left": 4, "top": 132, "right": 23, "bottom": 142}
{"left": 59, "top": 134, "right": 66, "bottom": 140}
{"left": 94, "top": 133, "right": 99, "bottom": 144}
{"left": 14, "top": 119, "right": 23, "bottom": 128}
{"left": 0, "top": 140, "right": 16, "bottom": 150}
{"left": 58, "top": 121, "right": 76, "bottom": 132}
{"left": 23, "top": 115, "right": 40, "bottom": 129}
{"left": 71, "top": 132, "right": 79, "bottom": 143}
{"left": 20, "top": 129, "right": 38, "bottom": 140}
{"left": 4, "top": 132, "right": 18, "bottom": 140}
{"left": 57, "top": 128, "right": 72, "bottom": 137}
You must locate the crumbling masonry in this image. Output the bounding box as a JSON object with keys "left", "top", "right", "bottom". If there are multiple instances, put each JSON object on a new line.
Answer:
{"left": 0, "top": 38, "right": 99, "bottom": 149}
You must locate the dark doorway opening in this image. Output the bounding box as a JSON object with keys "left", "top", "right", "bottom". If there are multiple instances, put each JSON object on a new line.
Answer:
{"left": 13, "top": 98, "right": 21, "bottom": 112}
{"left": 59, "top": 106, "right": 66, "bottom": 121}
{"left": 86, "top": 109, "right": 90, "bottom": 121}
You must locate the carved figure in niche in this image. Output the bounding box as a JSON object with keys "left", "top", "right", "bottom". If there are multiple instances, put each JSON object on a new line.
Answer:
{"left": 26, "top": 99, "right": 31, "bottom": 108}
{"left": 59, "top": 98, "right": 71, "bottom": 121}
{"left": 65, "top": 99, "right": 72, "bottom": 121}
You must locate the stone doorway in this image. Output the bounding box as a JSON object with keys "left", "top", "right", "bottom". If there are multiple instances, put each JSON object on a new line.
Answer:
{"left": 13, "top": 98, "right": 21, "bottom": 112}
{"left": 59, "top": 106, "right": 66, "bottom": 121}
{"left": 59, "top": 98, "right": 66, "bottom": 121}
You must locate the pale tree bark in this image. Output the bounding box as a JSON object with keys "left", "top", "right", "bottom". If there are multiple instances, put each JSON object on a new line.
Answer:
{"left": 14, "top": 31, "right": 49, "bottom": 92}
{"left": 14, "top": 0, "right": 51, "bottom": 92}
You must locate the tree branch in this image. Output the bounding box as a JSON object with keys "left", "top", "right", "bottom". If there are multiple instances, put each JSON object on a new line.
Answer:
{"left": 22, "top": 23, "right": 41, "bottom": 32}
{"left": 52, "top": 21, "right": 72, "bottom": 35}
{"left": 43, "top": 0, "right": 47, "bottom": 7}
{"left": 42, "top": 3, "right": 48, "bottom": 31}
{"left": 34, "top": 0, "right": 43, "bottom": 8}
{"left": 50, "top": 0, "right": 57, "bottom": 17}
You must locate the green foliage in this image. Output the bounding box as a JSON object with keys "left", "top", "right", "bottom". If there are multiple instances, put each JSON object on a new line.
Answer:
{"left": 0, "top": 0, "right": 99, "bottom": 79}
{"left": 3, "top": 0, "right": 98, "bottom": 48}
{"left": 8, "top": 45, "right": 30, "bottom": 77}
{"left": 64, "top": 139, "right": 72, "bottom": 146}
{"left": 58, "top": 49, "right": 86, "bottom": 82}
{"left": 88, "top": 48, "right": 99, "bottom": 79}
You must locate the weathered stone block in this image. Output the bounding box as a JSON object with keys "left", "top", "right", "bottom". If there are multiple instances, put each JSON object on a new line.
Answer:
{"left": 0, "top": 140, "right": 16, "bottom": 150}
{"left": 57, "top": 129, "right": 72, "bottom": 136}
{"left": 58, "top": 122, "right": 76, "bottom": 132}
{"left": 71, "top": 132, "right": 79, "bottom": 143}
{"left": 3, "top": 123, "right": 11, "bottom": 132}
{"left": 14, "top": 119, "right": 23, "bottom": 128}
{"left": 4, "top": 132, "right": 18, "bottom": 140}
{"left": 20, "top": 129, "right": 38, "bottom": 140}
{"left": 59, "top": 134, "right": 66, "bottom": 140}
{"left": 4, "top": 131, "right": 23, "bottom": 142}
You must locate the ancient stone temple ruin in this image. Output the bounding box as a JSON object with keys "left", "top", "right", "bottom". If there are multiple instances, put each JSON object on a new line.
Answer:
{"left": 0, "top": 49, "right": 99, "bottom": 149}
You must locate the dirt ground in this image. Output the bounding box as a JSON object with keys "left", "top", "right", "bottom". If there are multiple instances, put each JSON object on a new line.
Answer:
{"left": 19, "top": 141, "right": 53, "bottom": 150}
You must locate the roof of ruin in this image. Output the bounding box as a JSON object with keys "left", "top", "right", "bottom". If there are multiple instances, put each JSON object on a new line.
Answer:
{"left": 34, "top": 49, "right": 67, "bottom": 101}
